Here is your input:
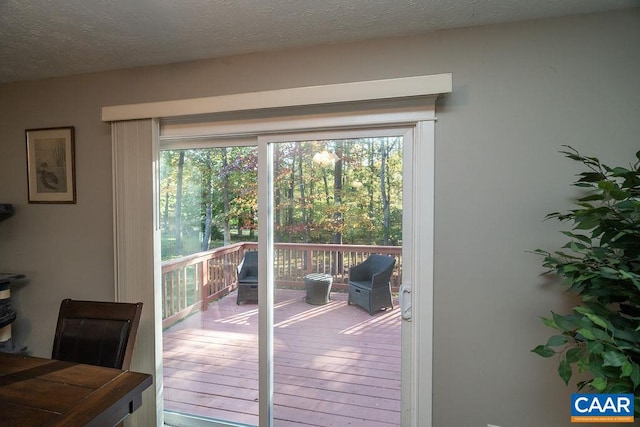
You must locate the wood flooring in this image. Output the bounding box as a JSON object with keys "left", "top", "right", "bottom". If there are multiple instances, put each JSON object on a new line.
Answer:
{"left": 163, "top": 289, "right": 401, "bottom": 426}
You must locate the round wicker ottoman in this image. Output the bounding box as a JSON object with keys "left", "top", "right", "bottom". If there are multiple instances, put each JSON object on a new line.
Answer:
{"left": 304, "top": 273, "right": 333, "bottom": 305}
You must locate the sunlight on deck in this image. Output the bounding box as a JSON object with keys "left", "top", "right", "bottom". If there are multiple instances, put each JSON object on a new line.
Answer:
{"left": 163, "top": 288, "right": 401, "bottom": 427}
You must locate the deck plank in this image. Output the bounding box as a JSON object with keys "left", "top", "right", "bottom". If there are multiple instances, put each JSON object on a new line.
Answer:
{"left": 163, "top": 289, "right": 401, "bottom": 426}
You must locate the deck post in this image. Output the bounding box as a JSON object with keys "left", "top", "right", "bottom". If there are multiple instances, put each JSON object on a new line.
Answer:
{"left": 200, "top": 261, "right": 208, "bottom": 311}
{"left": 305, "top": 249, "right": 312, "bottom": 275}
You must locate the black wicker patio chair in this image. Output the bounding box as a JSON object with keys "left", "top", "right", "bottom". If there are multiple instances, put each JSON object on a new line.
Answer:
{"left": 348, "top": 254, "right": 396, "bottom": 315}
{"left": 236, "top": 251, "right": 258, "bottom": 305}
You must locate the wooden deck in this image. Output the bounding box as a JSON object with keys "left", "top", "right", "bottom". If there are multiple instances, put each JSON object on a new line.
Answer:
{"left": 163, "top": 289, "right": 401, "bottom": 427}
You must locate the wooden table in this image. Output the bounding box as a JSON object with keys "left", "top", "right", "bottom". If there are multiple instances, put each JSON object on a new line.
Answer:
{"left": 0, "top": 353, "right": 152, "bottom": 427}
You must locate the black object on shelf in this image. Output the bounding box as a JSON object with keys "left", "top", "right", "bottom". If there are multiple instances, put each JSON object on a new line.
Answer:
{"left": 0, "top": 204, "right": 24, "bottom": 354}
{"left": 0, "top": 274, "right": 27, "bottom": 355}
{"left": 0, "top": 204, "right": 14, "bottom": 222}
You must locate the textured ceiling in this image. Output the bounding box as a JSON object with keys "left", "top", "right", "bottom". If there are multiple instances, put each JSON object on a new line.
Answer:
{"left": 0, "top": 0, "right": 638, "bottom": 84}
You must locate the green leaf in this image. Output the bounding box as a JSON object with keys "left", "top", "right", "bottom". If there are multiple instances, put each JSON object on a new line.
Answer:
{"left": 591, "top": 377, "right": 607, "bottom": 392}
{"left": 611, "top": 188, "right": 629, "bottom": 200}
{"left": 602, "top": 351, "right": 627, "bottom": 367}
{"left": 600, "top": 229, "right": 622, "bottom": 245}
{"left": 577, "top": 172, "right": 606, "bottom": 182}
{"left": 532, "top": 248, "right": 550, "bottom": 256}
{"left": 574, "top": 306, "right": 609, "bottom": 329}
{"left": 591, "top": 328, "right": 614, "bottom": 343}
{"left": 608, "top": 383, "right": 631, "bottom": 394}
{"left": 560, "top": 231, "right": 592, "bottom": 244}
{"left": 553, "top": 251, "right": 580, "bottom": 260}
{"left": 615, "top": 200, "right": 638, "bottom": 210}
{"left": 546, "top": 335, "right": 568, "bottom": 347}
{"left": 620, "top": 270, "right": 640, "bottom": 287}
{"left": 532, "top": 345, "right": 555, "bottom": 358}
{"left": 559, "top": 358, "right": 572, "bottom": 385}
{"left": 575, "top": 273, "right": 599, "bottom": 283}
{"left": 621, "top": 360, "right": 633, "bottom": 377}
{"left": 570, "top": 242, "right": 587, "bottom": 251}
{"left": 578, "top": 194, "right": 604, "bottom": 202}
{"left": 566, "top": 347, "right": 584, "bottom": 363}
{"left": 598, "top": 180, "right": 615, "bottom": 192}
{"left": 585, "top": 358, "right": 607, "bottom": 378}
{"left": 631, "top": 365, "right": 640, "bottom": 388}
{"left": 574, "top": 182, "right": 595, "bottom": 188}
{"left": 559, "top": 264, "right": 580, "bottom": 273}
{"left": 611, "top": 166, "right": 631, "bottom": 176}
{"left": 541, "top": 316, "right": 558, "bottom": 330}
{"left": 553, "top": 312, "right": 580, "bottom": 331}
{"left": 573, "top": 215, "right": 601, "bottom": 230}
{"left": 577, "top": 328, "right": 596, "bottom": 340}
{"left": 599, "top": 267, "right": 620, "bottom": 279}
{"left": 587, "top": 341, "right": 605, "bottom": 355}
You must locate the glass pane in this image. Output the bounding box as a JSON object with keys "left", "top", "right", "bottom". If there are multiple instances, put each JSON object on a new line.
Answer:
{"left": 160, "top": 146, "right": 261, "bottom": 426}
{"left": 271, "top": 138, "right": 402, "bottom": 426}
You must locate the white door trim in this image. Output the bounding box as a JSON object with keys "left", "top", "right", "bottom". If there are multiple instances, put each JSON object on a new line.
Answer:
{"left": 106, "top": 74, "right": 450, "bottom": 426}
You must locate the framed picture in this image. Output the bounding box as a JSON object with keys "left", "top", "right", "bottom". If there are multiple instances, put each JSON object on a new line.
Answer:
{"left": 25, "top": 126, "right": 76, "bottom": 204}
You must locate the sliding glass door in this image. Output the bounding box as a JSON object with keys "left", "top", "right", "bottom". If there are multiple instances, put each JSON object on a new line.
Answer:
{"left": 259, "top": 128, "right": 412, "bottom": 427}
{"left": 160, "top": 143, "right": 261, "bottom": 426}
{"left": 160, "top": 129, "right": 416, "bottom": 427}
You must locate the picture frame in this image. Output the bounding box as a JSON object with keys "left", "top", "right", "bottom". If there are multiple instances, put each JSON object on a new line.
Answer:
{"left": 25, "top": 126, "right": 76, "bottom": 204}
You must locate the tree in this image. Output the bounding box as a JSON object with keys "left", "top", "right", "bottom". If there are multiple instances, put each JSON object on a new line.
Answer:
{"left": 380, "top": 136, "right": 401, "bottom": 245}
{"left": 333, "top": 140, "right": 344, "bottom": 245}
{"left": 160, "top": 137, "right": 403, "bottom": 259}
{"left": 200, "top": 150, "right": 214, "bottom": 251}
{"left": 174, "top": 150, "right": 185, "bottom": 254}
{"left": 221, "top": 148, "right": 231, "bottom": 246}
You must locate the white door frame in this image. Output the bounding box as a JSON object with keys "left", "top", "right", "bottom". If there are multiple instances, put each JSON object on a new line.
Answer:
{"left": 105, "top": 74, "right": 451, "bottom": 427}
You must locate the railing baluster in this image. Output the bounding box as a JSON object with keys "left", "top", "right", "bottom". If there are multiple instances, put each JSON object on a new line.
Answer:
{"left": 161, "top": 242, "right": 402, "bottom": 328}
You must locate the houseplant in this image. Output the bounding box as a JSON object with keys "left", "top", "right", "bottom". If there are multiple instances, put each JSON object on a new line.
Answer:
{"left": 532, "top": 146, "right": 640, "bottom": 415}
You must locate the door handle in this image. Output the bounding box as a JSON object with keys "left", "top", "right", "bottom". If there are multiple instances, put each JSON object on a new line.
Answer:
{"left": 399, "top": 282, "right": 412, "bottom": 321}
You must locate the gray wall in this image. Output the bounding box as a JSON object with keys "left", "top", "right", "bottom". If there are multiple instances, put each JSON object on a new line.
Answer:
{"left": 1, "top": 8, "right": 639, "bottom": 427}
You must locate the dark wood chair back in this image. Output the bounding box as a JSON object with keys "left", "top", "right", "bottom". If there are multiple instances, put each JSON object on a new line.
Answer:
{"left": 52, "top": 299, "right": 143, "bottom": 370}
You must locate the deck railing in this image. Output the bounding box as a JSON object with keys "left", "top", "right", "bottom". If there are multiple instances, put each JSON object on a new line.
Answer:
{"left": 161, "top": 242, "right": 402, "bottom": 328}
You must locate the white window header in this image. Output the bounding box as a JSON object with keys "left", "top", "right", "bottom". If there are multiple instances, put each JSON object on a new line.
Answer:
{"left": 101, "top": 74, "right": 452, "bottom": 122}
